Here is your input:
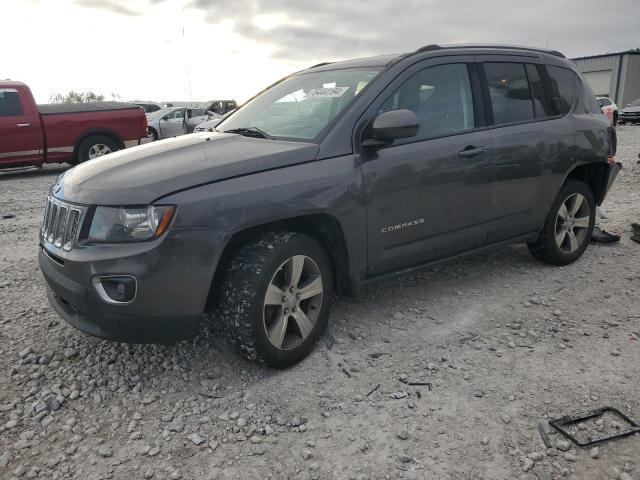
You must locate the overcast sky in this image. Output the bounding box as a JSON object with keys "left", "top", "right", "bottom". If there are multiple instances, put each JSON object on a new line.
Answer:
{"left": 3, "top": 0, "right": 638, "bottom": 104}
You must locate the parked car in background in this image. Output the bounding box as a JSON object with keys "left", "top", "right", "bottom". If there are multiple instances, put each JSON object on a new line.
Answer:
{"left": 618, "top": 98, "right": 640, "bottom": 124}
{"left": 206, "top": 100, "right": 237, "bottom": 116}
{"left": 0, "top": 81, "right": 148, "bottom": 169}
{"left": 194, "top": 112, "right": 223, "bottom": 132}
{"left": 597, "top": 97, "right": 618, "bottom": 126}
{"left": 39, "top": 44, "right": 619, "bottom": 367}
{"left": 146, "top": 107, "right": 215, "bottom": 140}
{"left": 133, "top": 101, "right": 162, "bottom": 114}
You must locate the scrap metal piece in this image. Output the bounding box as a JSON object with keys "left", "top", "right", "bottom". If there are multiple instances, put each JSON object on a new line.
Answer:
{"left": 548, "top": 406, "right": 640, "bottom": 447}
{"left": 538, "top": 423, "right": 552, "bottom": 448}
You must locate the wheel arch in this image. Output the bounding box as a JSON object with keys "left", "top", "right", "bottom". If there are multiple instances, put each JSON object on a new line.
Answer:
{"left": 73, "top": 129, "right": 125, "bottom": 163}
{"left": 564, "top": 162, "right": 609, "bottom": 206}
{"left": 205, "top": 213, "right": 353, "bottom": 311}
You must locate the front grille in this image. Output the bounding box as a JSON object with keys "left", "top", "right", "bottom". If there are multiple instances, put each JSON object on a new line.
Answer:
{"left": 41, "top": 196, "right": 86, "bottom": 251}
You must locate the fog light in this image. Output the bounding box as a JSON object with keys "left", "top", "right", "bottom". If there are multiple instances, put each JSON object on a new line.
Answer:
{"left": 92, "top": 276, "right": 137, "bottom": 304}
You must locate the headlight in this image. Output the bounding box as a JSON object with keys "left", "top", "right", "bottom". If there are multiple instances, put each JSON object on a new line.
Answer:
{"left": 88, "top": 205, "right": 175, "bottom": 242}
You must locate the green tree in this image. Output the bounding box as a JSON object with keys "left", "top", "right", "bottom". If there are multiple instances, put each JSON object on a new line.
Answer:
{"left": 49, "top": 91, "right": 105, "bottom": 103}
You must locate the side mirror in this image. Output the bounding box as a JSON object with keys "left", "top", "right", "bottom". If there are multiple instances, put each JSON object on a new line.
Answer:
{"left": 362, "top": 109, "right": 419, "bottom": 148}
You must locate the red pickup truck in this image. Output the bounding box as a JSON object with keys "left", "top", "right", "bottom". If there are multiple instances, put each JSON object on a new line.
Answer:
{"left": 0, "top": 81, "right": 148, "bottom": 169}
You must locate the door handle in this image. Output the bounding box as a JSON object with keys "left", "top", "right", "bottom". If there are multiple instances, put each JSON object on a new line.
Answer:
{"left": 16, "top": 123, "right": 31, "bottom": 127}
{"left": 457, "top": 146, "right": 487, "bottom": 158}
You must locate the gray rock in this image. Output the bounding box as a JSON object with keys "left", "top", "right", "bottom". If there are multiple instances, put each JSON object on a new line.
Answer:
{"left": 528, "top": 451, "right": 544, "bottom": 461}
{"left": 63, "top": 348, "right": 78, "bottom": 359}
{"left": 168, "top": 417, "right": 184, "bottom": 433}
{"left": 397, "top": 429, "right": 409, "bottom": 440}
{"left": 237, "top": 417, "right": 248, "bottom": 428}
{"left": 97, "top": 446, "right": 113, "bottom": 458}
{"left": 302, "top": 449, "right": 312, "bottom": 460}
{"left": 208, "top": 440, "right": 219, "bottom": 450}
{"left": 522, "top": 458, "right": 534, "bottom": 472}
{"left": 188, "top": 433, "right": 205, "bottom": 445}
{"left": 249, "top": 435, "right": 261, "bottom": 444}
{"left": 0, "top": 451, "right": 12, "bottom": 468}
{"left": 170, "top": 470, "right": 182, "bottom": 480}
{"left": 148, "top": 446, "right": 160, "bottom": 457}
{"left": 563, "top": 451, "right": 577, "bottom": 462}
{"left": 18, "top": 347, "right": 33, "bottom": 359}
{"left": 556, "top": 440, "right": 571, "bottom": 451}
{"left": 589, "top": 447, "right": 600, "bottom": 459}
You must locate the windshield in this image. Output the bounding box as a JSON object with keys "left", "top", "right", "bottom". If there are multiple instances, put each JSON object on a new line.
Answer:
{"left": 628, "top": 98, "right": 640, "bottom": 107}
{"left": 218, "top": 67, "right": 381, "bottom": 141}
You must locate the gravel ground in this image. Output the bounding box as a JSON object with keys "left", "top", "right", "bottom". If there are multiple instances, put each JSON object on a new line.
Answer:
{"left": 0, "top": 126, "right": 639, "bottom": 480}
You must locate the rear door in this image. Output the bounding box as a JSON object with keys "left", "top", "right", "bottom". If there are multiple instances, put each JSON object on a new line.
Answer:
{"left": 478, "top": 58, "right": 552, "bottom": 242}
{"left": 159, "top": 108, "right": 186, "bottom": 137}
{"left": 0, "top": 88, "right": 43, "bottom": 166}
{"left": 361, "top": 57, "right": 494, "bottom": 276}
{"left": 185, "top": 109, "right": 208, "bottom": 133}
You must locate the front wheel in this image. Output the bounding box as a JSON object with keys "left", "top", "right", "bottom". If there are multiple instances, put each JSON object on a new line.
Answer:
{"left": 216, "top": 232, "right": 334, "bottom": 368}
{"left": 528, "top": 179, "right": 595, "bottom": 265}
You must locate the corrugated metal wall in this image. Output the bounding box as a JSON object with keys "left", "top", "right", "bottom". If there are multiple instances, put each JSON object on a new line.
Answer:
{"left": 574, "top": 55, "right": 620, "bottom": 101}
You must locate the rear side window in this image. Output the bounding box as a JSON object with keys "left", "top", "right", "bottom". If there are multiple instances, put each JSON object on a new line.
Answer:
{"left": 379, "top": 63, "right": 475, "bottom": 141}
{"left": 546, "top": 66, "right": 577, "bottom": 115}
{"left": 0, "top": 89, "right": 24, "bottom": 117}
{"left": 525, "top": 64, "right": 554, "bottom": 118}
{"left": 483, "top": 63, "right": 534, "bottom": 125}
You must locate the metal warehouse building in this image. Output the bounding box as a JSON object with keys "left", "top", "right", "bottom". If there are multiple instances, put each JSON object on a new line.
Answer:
{"left": 572, "top": 49, "right": 640, "bottom": 106}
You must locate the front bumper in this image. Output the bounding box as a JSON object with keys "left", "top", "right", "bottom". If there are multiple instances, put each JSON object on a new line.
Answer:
{"left": 619, "top": 113, "right": 640, "bottom": 123}
{"left": 39, "top": 227, "right": 221, "bottom": 343}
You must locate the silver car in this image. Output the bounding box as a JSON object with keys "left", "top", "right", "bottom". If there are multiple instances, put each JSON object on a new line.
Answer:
{"left": 146, "top": 107, "right": 216, "bottom": 140}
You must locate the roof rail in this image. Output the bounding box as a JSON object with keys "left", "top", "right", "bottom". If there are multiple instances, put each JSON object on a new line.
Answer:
{"left": 413, "top": 43, "right": 566, "bottom": 58}
{"left": 308, "top": 62, "right": 333, "bottom": 69}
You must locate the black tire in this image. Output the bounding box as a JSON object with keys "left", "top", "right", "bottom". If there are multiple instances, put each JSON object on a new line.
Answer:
{"left": 147, "top": 128, "right": 158, "bottom": 141}
{"left": 76, "top": 135, "right": 119, "bottom": 164}
{"left": 527, "top": 179, "right": 595, "bottom": 266}
{"left": 216, "top": 232, "right": 334, "bottom": 368}
{"left": 613, "top": 113, "right": 618, "bottom": 127}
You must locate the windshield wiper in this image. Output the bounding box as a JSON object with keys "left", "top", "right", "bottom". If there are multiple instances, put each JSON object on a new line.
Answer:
{"left": 223, "top": 127, "right": 274, "bottom": 140}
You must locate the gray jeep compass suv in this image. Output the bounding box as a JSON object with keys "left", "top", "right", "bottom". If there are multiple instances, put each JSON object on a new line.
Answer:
{"left": 39, "top": 44, "right": 619, "bottom": 367}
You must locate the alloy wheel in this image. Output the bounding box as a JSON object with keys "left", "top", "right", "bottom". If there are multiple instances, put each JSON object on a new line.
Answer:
{"left": 88, "top": 144, "right": 112, "bottom": 159}
{"left": 555, "top": 193, "right": 590, "bottom": 253}
{"left": 263, "top": 255, "right": 323, "bottom": 350}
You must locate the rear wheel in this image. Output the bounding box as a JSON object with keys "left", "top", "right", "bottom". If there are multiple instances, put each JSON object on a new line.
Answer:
{"left": 76, "top": 135, "right": 119, "bottom": 164}
{"left": 216, "top": 232, "right": 333, "bottom": 368}
{"left": 147, "top": 128, "right": 158, "bottom": 141}
{"left": 528, "top": 180, "right": 595, "bottom": 265}
{"left": 613, "top": 112, "right": 618, "bottom": 127}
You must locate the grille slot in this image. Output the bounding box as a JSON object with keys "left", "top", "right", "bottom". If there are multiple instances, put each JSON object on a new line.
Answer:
{"left": 41, "top": 196, "right": 85, "bottom": 251}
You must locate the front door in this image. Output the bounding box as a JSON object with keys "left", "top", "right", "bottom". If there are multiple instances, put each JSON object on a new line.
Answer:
{"left": 0, "top": 88, "right": 43, "bottom": 167}
{"left": 361, "top": 60, "right": 494, "bottom": 276}
{"left": 159, "top": 108, "right": 186, "bottom": 138}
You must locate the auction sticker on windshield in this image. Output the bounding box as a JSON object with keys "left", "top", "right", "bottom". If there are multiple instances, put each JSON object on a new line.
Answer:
{"left": 306, "top": 87, "right": 349, "bottom": 98}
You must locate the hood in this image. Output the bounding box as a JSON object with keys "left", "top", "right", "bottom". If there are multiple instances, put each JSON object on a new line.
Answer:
{"left": 55, "top": 133, "right": 319, "bottom": 205}
{"left": 621, "top": 105, "right": 640, "bottom": 113}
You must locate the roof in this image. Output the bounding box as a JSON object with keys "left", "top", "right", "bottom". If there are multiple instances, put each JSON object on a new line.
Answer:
{"left": 572, "top": 49, "right": 640, "bottom": 61}
{"left": 0, "top": 80, "right": 27, "bottom": 89}
{"left": 306, "top": 44, "right": 568, "bottom": 72}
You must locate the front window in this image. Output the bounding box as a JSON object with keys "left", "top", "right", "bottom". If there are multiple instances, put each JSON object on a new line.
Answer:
{"left": 0, "top": 89, "right": 23, "bottom": 117}
{"left": 218, "top": 67, "right": 381, "bottom": 141}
